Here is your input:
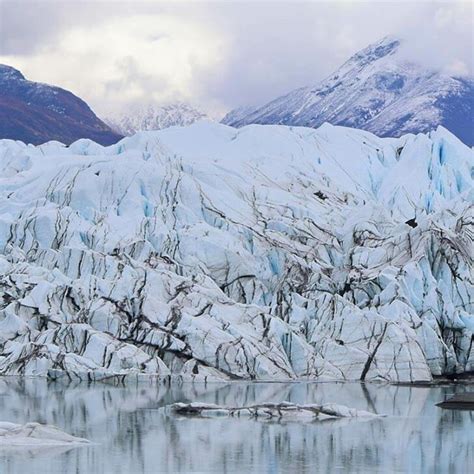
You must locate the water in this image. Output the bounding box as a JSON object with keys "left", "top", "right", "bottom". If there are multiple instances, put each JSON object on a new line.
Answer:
{"left": 0, "top": 378, "right": 472, "bottom": 473}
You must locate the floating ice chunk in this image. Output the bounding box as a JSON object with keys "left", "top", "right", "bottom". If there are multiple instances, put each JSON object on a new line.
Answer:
{"left": 165, "top": 401, "right": 384, "bottom": 421}
{"left": 0, "top": 421, "right": 90, "bottom": 447}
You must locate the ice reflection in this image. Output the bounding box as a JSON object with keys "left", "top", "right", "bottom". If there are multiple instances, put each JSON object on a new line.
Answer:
{"left": 0, "top": 378, "right": 472, "bottom": 473}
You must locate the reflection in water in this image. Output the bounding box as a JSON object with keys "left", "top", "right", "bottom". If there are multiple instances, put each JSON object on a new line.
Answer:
{"left": 0, "top": 378, "right": 472, "bottom": 473}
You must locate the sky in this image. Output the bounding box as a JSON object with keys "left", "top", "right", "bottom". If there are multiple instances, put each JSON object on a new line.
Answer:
{"left": 0, "top": 0, "right": 472, "bottom": 118}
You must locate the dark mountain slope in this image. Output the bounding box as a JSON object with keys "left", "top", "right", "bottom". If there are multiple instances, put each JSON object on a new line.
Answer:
{"left": 0, "top": 64, "right": 122, "bottom": 145}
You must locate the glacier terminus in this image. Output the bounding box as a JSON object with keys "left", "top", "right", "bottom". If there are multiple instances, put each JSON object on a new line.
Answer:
{"left": 0, "top": 121, "right": 472, "bottom": 383}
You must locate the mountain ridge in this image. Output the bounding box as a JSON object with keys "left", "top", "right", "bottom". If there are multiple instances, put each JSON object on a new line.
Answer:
{"left": 106, "top": 103, "right": 208, "bottom": 135}
{"left": 222, "top": 37, "right": 474, "bottom": 145}
{"left": 0, "top": 64, "right": 122, "bottom": 146}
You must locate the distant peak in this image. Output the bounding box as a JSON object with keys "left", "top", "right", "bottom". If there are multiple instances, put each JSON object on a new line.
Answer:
{"left": 0, "top": 64, "right": 25, "bottom": 80}
{"left": 351, "top": 36, "right": 401, "bottom": 64}
{"left": 378, "top": 34, "right": 402, "bottom": 46}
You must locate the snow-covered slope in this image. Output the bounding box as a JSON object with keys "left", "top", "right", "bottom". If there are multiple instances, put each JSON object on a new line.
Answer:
{"left": 106, "top": 103, "right": 207, "bottom": 135}
{"left": 222, "top": 37, "right": 474, "bottom": 146}
{"left": 0, "top": 122, "right": 472, "bottom": 382}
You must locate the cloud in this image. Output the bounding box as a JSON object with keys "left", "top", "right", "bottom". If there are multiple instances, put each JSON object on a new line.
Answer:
{"left": 396, "top": 2, "right": 473, "bottom": 76}
{"left": 0, "top": 1, "right": 472, "bottom": 118}
{"left": 1, "top": 8, "right": 226, "bottom": 114}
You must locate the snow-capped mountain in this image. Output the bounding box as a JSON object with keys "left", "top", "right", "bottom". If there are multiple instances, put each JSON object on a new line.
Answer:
{"left": 0, "top": 64, "right": 122, "bottom": 146}
{"left": 222, "top": 36, "right": 474, "bottom": 146}
{"left": 106, "top": 103, "right": 207, "bottom": 135}
{"left": 0, "top": 122, "right": 472, "bottom": 382}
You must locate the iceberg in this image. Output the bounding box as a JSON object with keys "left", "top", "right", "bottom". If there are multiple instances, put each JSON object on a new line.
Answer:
{"left": 0, "top": 421, "right": 90, "bottom": 447}
{"left": 165, "top": 401, "right": 384, "bottom": 420}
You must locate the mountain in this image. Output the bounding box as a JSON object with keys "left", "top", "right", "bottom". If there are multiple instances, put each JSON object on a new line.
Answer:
{"left": 222, "top": 36, "right": 474, "bottom": 145}
{"left": 0, "top": 122, "right": 472, "bottom": 382}
{"left": 0, "top": 64, "right": 122, "bottom": 146}
{"left": 106, "top": 103, "right": 207, "bottom": 135}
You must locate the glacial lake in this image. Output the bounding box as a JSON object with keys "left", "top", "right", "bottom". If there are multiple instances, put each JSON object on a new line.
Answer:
{"left": 0, "top": 378, "right": 472, "bottom": 473}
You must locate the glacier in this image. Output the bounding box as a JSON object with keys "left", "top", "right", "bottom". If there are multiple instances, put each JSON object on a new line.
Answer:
{"left": 0, "top": 121, "right": 472, "bottom": 383}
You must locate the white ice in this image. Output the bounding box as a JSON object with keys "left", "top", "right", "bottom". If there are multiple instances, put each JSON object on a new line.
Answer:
{"left": 0, "top": 122, "right": 472, "bottom": 382}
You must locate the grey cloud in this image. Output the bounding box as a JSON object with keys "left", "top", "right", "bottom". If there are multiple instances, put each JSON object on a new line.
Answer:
{"left": 0, "top": 1, "right": 472, "bottom": 116}
{"left": 104, "top": 55, "right": 173, "bottom": 104}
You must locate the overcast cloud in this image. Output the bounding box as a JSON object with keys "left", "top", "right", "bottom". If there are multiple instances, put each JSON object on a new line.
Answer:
{"left": 0, "top": 0, "right": 472, "bottom": 117}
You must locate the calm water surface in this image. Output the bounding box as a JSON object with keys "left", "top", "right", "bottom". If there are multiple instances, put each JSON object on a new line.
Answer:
{"left": 0, "top": 378, "right": 472, "bottom": 473}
